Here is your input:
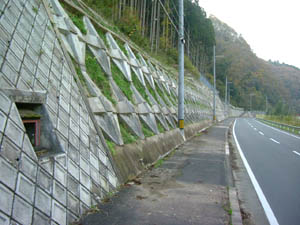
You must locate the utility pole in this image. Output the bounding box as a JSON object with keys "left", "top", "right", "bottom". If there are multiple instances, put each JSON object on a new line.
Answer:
{"left": 225, "top": 76, "right": 227, "bottom": 115}
{"left": 213, "top": 45, "right": 216, "bottom": 121}
{"left": 178, "top": 0, "right": 184, "bottom": 135}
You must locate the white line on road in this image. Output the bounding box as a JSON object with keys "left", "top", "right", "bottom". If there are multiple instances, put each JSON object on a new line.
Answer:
{"left": 270, "top": 138, "right": 280, "bottom": 144}
{"left": 233, "top": 119, "right": 279, "bottom": 225}
{"left": 259, "top": 131, "right": 264, "bottom": 136}
{"left": 225, "top": 143, "right": 230, "bottom": 155}
{"left": 293, "top": 151, "right": 300, "bottom": 156}
{"left": 254, "top": 128, "right": 257, "bottom": 131}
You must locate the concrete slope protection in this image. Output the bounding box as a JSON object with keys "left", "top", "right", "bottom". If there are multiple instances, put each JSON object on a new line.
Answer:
{"left": 234, "top": 118, "right": 300, "bottom": 225}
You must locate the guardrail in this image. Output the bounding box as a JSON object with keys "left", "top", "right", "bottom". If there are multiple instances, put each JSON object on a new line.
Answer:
{"left": 257, "top": 118, "right": 300, "bottom": 135}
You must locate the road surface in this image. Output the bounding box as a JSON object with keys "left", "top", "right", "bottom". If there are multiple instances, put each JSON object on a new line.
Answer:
{"left": 234, "top": 118, "right": 300, "bottom": 225}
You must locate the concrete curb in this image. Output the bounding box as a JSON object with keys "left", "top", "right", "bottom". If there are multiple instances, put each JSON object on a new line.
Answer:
{"left": 229, "top": 187, "right": 243, "bottom": 225}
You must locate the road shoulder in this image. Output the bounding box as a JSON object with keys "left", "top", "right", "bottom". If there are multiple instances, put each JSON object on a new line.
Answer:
{"left": 229, "top": 119, "right": 269, "bottom": 225}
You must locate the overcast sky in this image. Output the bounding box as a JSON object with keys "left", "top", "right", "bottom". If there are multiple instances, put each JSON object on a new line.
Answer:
{"left": 199, "top": 0, "right": 300, "bottom": 68}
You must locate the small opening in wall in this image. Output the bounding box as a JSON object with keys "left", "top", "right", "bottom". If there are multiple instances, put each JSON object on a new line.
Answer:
{"left": 16, "top": 103, "right": 42, "bottom": 150}
{"left": 23, "top": 119, "right": 40, "bottom": 146}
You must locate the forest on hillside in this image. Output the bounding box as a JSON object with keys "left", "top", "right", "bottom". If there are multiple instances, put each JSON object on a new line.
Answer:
{"left": 210, "top": 16, "right": 300, "bottom": 114}
{"left": 82, "top": 0, "right": 215, "bottom": 76}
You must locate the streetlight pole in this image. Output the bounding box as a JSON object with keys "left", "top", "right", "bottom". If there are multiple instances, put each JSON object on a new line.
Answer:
{"left": 213, "top": 45, "right": 216, "bottom": 121}
{"left": 225, "top": 76, "right": 227, "bottom": 115}
{"left": 178, "top": 0, "right": 184, "bottom": 135}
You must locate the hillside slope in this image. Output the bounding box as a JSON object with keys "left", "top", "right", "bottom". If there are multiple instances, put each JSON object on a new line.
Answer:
{"left": 210, "top": 16, "right": 300, "bottom": 114}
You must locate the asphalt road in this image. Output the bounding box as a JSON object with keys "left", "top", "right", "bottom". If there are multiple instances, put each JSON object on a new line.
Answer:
{"left": 234, "top": 118, "right": 300, "bottom": 225}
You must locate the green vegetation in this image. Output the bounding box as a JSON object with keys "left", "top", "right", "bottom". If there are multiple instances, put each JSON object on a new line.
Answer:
{"left": 156, "top": 84, "right": 171, "bottom": 107}
{"left": 132, "top": 72, "right": 151, "bottom": 105}
{"left": 85, "top": 49, "right": 116, "bottom": 104}
{"left": 141, "top": 122, "right": 155, "bottom": 138}
{"left": 211, "top": 16, "right": 300, "bottom": 114}
{"left": 111, "top": 63, "right": 133, "bottom": 102}
{"left": 70, "top": 56, "right": 90, "bottom": 93}
{"left": 81, "top": 0, "right": 215, "bottom": 79}
{"left": 146, "top": 80, "right": 160, "bottom": 106}
{"left": 257, "top": 115, "right": 300, "bottom": 127}
{"left": 61, "top": 3, "right": 87, "bottom": 35}
{"left": 119, "top": 121, "right": 138, "bottom": 144}
{"left": 157, "top": 121, "right": 165, "bottom": 133}
{"left": 154, "top": 158, "right": 164, "bottom": 168}
{"left": 106, "top": 140, "right": 116, "bottom": 156}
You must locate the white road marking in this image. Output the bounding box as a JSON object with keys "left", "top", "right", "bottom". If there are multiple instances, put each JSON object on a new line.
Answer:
{"left": 256, "top": 119, "right": 300, "bottom": 140}
{"left": 233, "top": 120, "right": 279, "bottom": 225}
{"left": 254, "top": 128, "right": 257, "bottom": 131}
{"left": 293, "top": 151, "right": 300, "bottom": 156}
{"left": 270, "top": 138, "right": 280, "bottom": 144}
{"left": 225, "top": 143, "right": 230, "bottom": 155}
{"left": 259, "top": 131, "right": 264, "bottom": 136}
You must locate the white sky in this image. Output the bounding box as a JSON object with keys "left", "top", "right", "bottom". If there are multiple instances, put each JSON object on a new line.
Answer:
{"left": 199, "top": 0, "right": 300, "bottom": 68}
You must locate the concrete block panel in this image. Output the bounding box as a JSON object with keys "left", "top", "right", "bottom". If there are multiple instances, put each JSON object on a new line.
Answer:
{"left": 0, "top": 183, "right": 13, "bottom": 215}
{"left": 68, "top": 159, "right": 79, "bottom": 181}
{"left": 37, "top": 168, "right": 52, "bottom": 193}
{"left": 19, "top": 153, "right": 37, "bottom": 181}
{"left": 32, "top": 209, "right": 51, "bottom": 225}
{"left": 4, "top": 119, "right": 23, "bottom": 148}
{"left": 137, "top": 102, "right": 153, "bottom": 114}
{"left": 52, "top": 200, "right": 66, "bottom": 225}
{"left": 79, "top": 141, "right": 89, "bottom": 161}
{"left": 67, "top": 192, "right": 79, "bottom": 215}
{"left": 116, "top": 100, "right": 135, "bottom": 114}
{"left": 0, "top": 111, "right": 6, "bottom": 133}
{"left": 80, "top": 156, "right": 90, "bottom": 174}
{"left": 99, "top": 175, "right": 109, "bottom": 192}
{"left": 68, "top": 144, "right": 79, "bottom": 164}
{"left": 55, "top": 154, "right": 67, "bottom": 169}
{"left": 35, "top": 187, "right": 51, "bottom": 216}
{"left": 80, "top": 130, "right": 89, "bottom": 149}
{"left": 9, "top": 104, "right": 24, "bottom": 130}
{"left": 67, "top": 174, "right": 79, "bottom": 196}
{"left": 12, "top": 195, "right": 33, "bottom": 225}
{"left": 95, "top": 113, "right": 123, "bottom": 145}
{"left": 54, "top": 162, "right": 66, "bottom": 186}
{"left": 57, "top": 118, "right": 68, "bottom": 140}
{"left": 155, "top": 113, "right": 169, "bottom": 131}
{"left": 80, "top": 170, "right": 91, "bottom": 189}
{"left": 88, "top": 97, "right": 106, "bottom": 114}
{"left": 140, "top": 113, "right": 159, "bottom": 134}
{"left": 108, "top": 171, "right": 117, "bottom": 188}
{"left": 0, "top": 157, "right": 17, "bottom": 189}
{"left": 70, "top": 118, "right": 79, "bottom": 137}
{"left": 90, "top": 153, "right": 99, "bottom": 171}
{"left": 98, "top": 149, "right": 108, "bottom": 167}
{"left": 67, "top": 210, "right": 78, "bottom": 225}
{"left": 90, "top": 166, "right": 100, "bottom": 185}
{"left": 0, "top": 211, "right": 9, "bottom": 225}
{"left": 88, "top": 45, "right": 111, "bottom": 77}
{"left": 119, "top": 113, "right": 144, "bottom": 139}
{"left": 16, "top": 173, "right": 35, "bottom": 203}
{"left": 0, "top": 139, "right": 20, "bottom": 173}
{"left": 69, "top": 130, "right": 79, "bottom": 150}
{"left": 131, "top": 85, "right": 145, "bottom": 105}
{"left": 53, "top": 180, "right": 66, "bottom": 206}
{"left": 80, "top": 185, "right": 91, "bottom": 206}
